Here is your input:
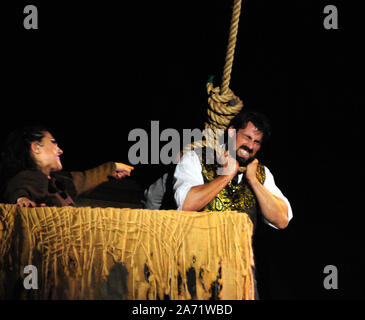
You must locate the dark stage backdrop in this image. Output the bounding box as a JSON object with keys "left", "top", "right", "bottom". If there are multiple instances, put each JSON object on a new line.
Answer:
{"left": 2, "top": 0, "right": 364, "bottom": 300}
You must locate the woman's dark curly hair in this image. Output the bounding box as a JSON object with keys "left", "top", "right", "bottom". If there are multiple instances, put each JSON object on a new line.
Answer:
{"left": 0, "top": 125, "right": 50, "bottom": 199}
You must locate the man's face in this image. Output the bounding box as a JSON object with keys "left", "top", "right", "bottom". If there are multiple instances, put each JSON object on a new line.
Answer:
{"left": 229, "top": 122, "right": 263, "bottom": 166}
{"left": 32, "top": 131, "right": 63, "bottom": 173}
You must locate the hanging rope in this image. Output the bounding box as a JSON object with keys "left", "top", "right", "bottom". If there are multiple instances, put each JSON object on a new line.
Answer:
{"left": 221, "top": 0, "right": 243, "bottom": 96}
{"left": 184, "top": 0, "right": 244, "bottom": 165}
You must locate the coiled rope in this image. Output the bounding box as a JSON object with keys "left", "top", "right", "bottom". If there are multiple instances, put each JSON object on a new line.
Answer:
{"left": 184, "top": 0, "right": 244, "bottom": 162}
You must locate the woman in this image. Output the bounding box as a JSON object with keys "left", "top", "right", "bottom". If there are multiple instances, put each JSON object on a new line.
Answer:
{"left": 0, "top": 125, "right": 130, "bottom": 207}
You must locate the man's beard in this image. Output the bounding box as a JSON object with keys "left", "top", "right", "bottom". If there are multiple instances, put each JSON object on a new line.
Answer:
{"left": 237, "top": 152, "right": 255, "bottom": 167}
{"left": 228, "top": 143, "right": 255, "bottom": 167}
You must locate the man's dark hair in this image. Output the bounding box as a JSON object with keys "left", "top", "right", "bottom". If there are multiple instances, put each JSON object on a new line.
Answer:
{"left": 0, "top": 125, "right": 50, "bottom": 199}
{"left": 226, "top": 110, "right": 271, "bottom": 143}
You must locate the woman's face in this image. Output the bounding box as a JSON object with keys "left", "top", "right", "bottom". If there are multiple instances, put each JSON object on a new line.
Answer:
{"left": 31, "top": 131, "right": 63, "bottom": 175}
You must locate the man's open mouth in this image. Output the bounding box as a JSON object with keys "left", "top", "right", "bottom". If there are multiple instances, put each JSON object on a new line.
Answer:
{"left": 238, "top": 148, "right": 250, "bottom": 158}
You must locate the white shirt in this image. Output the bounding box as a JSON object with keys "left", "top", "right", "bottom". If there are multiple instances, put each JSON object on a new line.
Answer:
{"left": 173, "top": 151, "right": 293, "bottom": 229}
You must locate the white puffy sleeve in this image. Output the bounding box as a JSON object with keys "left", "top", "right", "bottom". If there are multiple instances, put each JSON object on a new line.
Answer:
{"left": 173, "top": 151, "right": 204, "bottom": 211}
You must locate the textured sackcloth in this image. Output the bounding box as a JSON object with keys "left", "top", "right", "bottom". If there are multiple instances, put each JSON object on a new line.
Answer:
{"left": 0, "top": 204, "right": 254, "bottom": 300}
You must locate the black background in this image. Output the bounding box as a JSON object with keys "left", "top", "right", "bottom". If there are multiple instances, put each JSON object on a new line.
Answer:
{"left": 2, "top": 0, "right": 364, "bottom": 300}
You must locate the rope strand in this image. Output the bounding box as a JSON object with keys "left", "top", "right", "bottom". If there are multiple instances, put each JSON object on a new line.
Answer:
{"left": 221, "top": 0, "right": 243, "bottom": 95}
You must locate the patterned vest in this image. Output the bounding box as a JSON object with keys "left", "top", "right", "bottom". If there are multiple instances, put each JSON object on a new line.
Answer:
{"left": 198, "top": 147, "right": 266, "bottom": 229}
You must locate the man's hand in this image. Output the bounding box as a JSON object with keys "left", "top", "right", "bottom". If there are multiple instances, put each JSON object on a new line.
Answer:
{"left": 246, "top": 158, "right": 259, "bottom": 184}
{"left": 218, "top": 150, "right": 239, "bottom": 178}
{"left": 182, "top": 151, "right": 238, "bottom": 212}
{"left": 244, "top": 159, "right": 289, "bottom": 229}
{"left": 16, "top": 197, "right": 46, "bottom": 207}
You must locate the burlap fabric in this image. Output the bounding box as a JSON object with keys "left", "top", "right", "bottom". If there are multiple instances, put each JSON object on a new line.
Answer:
{"left": 0, "top": 204, "right": 254, "bottom": 300}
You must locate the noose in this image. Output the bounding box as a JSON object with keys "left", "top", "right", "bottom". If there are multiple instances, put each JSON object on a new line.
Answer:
{"left": 184, "top": 0, "right": 244, "bottom": 171}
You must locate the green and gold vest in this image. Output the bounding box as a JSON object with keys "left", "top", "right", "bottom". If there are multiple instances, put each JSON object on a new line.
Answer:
{"left": 198, "top": 147, "right": 266, "bottom": 228}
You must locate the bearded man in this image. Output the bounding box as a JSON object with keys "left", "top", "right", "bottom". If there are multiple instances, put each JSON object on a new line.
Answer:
{"left": 173, "top": 110, "right": 292, "bottom": 230}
